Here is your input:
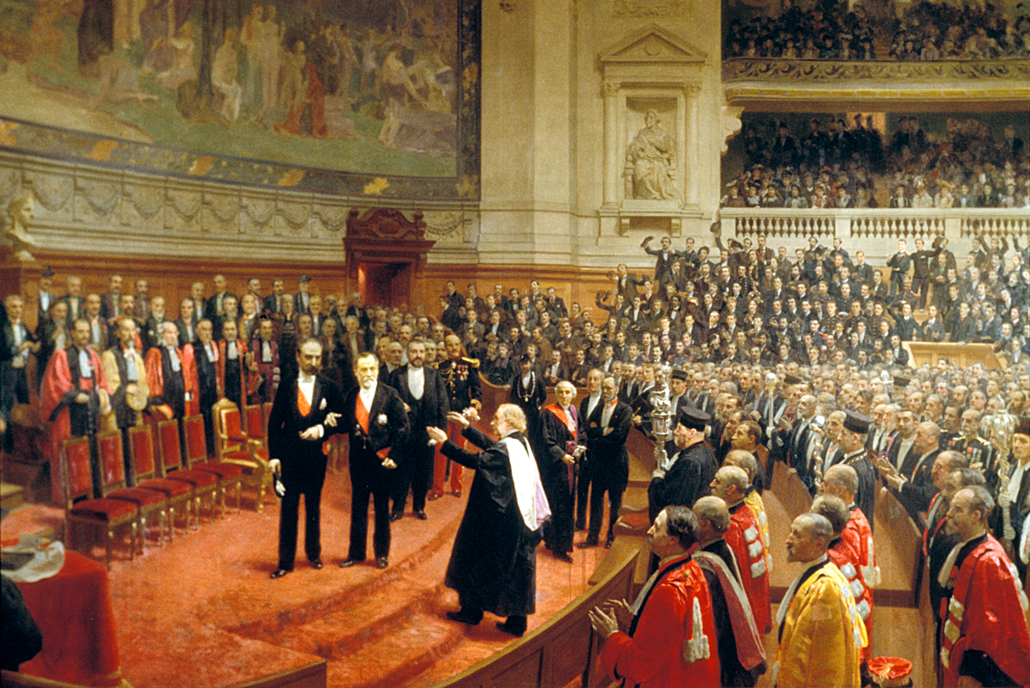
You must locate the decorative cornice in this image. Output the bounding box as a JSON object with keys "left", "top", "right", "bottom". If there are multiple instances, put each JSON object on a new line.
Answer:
{"left": 722, "top": 57, "right": 1030, "bottom": 83}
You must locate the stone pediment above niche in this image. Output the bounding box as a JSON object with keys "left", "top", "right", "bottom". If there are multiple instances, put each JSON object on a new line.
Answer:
{"left": 598, "top": 26, "right": 707, "bottom": 239}
{"left": 600, "top": 25, "right": 707, "bottom": 70}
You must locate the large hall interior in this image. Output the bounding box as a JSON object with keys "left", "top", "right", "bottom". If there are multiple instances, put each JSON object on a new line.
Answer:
{"left": 1, "top": 0, "right": 1029, "bottom": 686}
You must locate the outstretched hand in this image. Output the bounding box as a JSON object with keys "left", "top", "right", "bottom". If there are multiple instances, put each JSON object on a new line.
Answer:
{"left": 447, "top": 411, "right": 470, "bottom": 428}
{"left": 426, "top": 426, "right": 448, "bottom": 444}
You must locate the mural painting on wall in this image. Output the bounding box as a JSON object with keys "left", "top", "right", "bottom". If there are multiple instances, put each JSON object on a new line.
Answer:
{"left": 0, "top": 0, "right": 481, "bottom": 199}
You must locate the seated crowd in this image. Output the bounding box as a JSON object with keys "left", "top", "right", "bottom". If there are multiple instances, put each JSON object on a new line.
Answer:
{"left": 725, "top": 0, "right": 1030, "bottom": 61}
{"left": 4, "top": 231, "right": 1030, "bottom": 686}
{"left": 726, "top": 115, "right": 1028, "bottom": 209}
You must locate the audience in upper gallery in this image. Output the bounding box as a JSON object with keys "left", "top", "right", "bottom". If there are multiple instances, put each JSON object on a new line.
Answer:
{"left": 725, "top": 116, "right": 1029, "bottom": 210}
{"left": 725, "top": 0, "right": 1030, "bottom": 61}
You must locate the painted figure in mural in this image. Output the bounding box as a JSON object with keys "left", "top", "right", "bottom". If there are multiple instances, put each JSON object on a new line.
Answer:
{"left": 241, "top": 4, "right": 265, "bottom": 112}
{"left": 626, "top": 109, "right": 678, "bottom": 201}
{"left": 260, "top": 5, "right": 283, "bottom": 116}
{"left": 332, "top": 23, "right": 361, "bottom": 105}
{"left": 156, "top": 20, "right": 196, "bottom": 91}
{"left": 212, "top": 27, "right": 243, "bottom": 123}
{"left": 379, "top": 42, "right": 429, "bottom": 148}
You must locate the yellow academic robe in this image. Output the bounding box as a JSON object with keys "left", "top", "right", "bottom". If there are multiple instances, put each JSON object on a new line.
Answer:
{"left": 774, "top": 561, "right": 867, "bottom": 688}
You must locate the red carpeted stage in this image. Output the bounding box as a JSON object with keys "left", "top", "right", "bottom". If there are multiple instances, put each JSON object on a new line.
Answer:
{"left": 8, "top": 467, "right": 602, "bottom": 688}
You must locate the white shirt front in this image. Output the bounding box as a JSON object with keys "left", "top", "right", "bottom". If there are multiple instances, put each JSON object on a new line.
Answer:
{"left": 408, "top": 365, "right": 425, "bottom": 400}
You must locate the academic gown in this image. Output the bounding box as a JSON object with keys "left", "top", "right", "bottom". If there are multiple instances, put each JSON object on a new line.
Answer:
{"left": 774, "top": 559, "right": 867, "bottom": 688}
{"left": 40, "top": 346, "right": 111, "bottom": 502}
{"left": 939, "top": 534, "right": 1030, "bottom": 687}
{"left": 647, "top": 440, "right": 717, "bottom": 522}
{"left": 599, "top": 553, "right": 721, "bottom": 688}
{"left": 440, "top": 425, "right": 545, "bottom": 617}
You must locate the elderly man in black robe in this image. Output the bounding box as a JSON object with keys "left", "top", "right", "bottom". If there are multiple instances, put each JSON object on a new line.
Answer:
{"left": 428, "top": 404, "right": 550, "bottom": 637}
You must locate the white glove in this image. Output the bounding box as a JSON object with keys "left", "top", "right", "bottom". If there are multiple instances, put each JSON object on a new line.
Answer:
{"left": 997, "top": 490, "right": 1012, "bottom": 509}
{"left": 268, "top": 458, "right": 281, "bottom": 475}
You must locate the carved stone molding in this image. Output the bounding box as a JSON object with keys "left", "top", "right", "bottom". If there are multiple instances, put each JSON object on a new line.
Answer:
{"left": 0, "top": 150, "right": 478, "bottom": 263}
{"left": 723, "top": 58, "right": 1030, "bottom": 107}
{"left": 612, "top": 0, "right": 685, "bottom": 18}
{"left": 723, "top": 57, "right": 1030, "bottom": 83}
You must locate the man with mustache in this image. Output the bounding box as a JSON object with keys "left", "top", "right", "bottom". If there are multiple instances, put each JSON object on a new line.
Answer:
{"left": 268, "top": 338, "right": 347, "bottom": 579}
{"left": 339, "top": 352, "right": 409, "bottom": 570}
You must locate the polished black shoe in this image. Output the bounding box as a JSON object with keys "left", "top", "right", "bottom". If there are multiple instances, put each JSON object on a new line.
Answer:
{"left": 376, "top": 557, "right": 388, "bottom": 569}
{"left": 445, "top": 609, "right": 483, "bottom": 625}
{"left": 452, "top": 490, "right": 462, "bottom": 498}
{"left": 310, "top": 559, "right": 323, "bottom": 569}
{"left": 339, "top": 558, "right": 362, "bottom": 568}
{"left": 604, "top": 538, "right": 614, "bottom": 549}
{"left": 553, "top": 552, "right": 574, "bottom": 563}
{"left": 577, "top": 539, "right": 598, "bottom": 549}
{"left": 428, "top": 492, "right": 442, "bottom": 501}
{"left": 496, "top": 618, "right": 526, "bottom": 637}
{"left": 270, "top": 568, "right": 291, "bottom": 579}
{"left": 415, "top": 510, "right": 428, "bottom": 520}
{"left": 390, "top": 512, "right": 403, "bottom": 522}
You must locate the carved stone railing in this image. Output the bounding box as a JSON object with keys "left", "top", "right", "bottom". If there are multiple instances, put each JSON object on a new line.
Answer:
{"left": 720, "top": 208, "right": 1029, "bottom": 262}
{"left": 722, "top": 58, "right": 1030, "bottom": 105}
{"left": 723, "top": 57, "right": 1030, "bottom": 83}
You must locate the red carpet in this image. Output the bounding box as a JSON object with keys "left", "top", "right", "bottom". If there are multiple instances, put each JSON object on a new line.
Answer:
{"left": 9, "top": 467, "right": 599, "bottom": 687}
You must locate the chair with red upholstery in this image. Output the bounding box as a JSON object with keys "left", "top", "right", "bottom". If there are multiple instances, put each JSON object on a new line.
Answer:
{"left": 124, "top": 424, "right": 194, "bottom": 540}
{"left": 182, "top": 413, "right": 244, "bottom": 516}
{"left": 155, "top": 419, "right": 218, "bottom": 529}
{"left": 61, "top": 436, "right": 138, "bottom": 570}
{"left": 214, "top": 399, "right": 272, "bottom": 512}
{"left": 244, "top": 404, "right": 267, "bottom": 443}
{"left": 95, "top": 430, "right": 168, "bottom": 554}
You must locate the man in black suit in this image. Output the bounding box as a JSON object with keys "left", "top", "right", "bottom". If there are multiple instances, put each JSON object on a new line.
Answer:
{"left": 389, "top": 340, "right": 449, "bottom": 522}
{"left": 268, "top": 338, "right": 347, "bottom": 579}
{"left": 204, "top": 274, "right": 236, "bottom": 322}
{"left": 263, "top": 278, "right": 287, "bottom": 316}
{"left": 882, "top": 420, "right": 941, "bottom": 519}
{"left": 340, "top": 352, "right": 410, "bottom": 569}
{"left": 580, "top": 376, "right": 632, "bottom": 548}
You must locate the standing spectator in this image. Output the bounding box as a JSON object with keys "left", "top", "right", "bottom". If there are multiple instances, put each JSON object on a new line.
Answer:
{"left": 268, "top": 338, "right": 347, "bottom": 579}
{"left": 389, "top": 339, "right": 449, "bottom": 522}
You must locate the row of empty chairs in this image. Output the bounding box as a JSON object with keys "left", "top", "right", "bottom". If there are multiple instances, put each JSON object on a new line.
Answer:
{"left": 62, "top": 400, "right": 274, "bottom": 569}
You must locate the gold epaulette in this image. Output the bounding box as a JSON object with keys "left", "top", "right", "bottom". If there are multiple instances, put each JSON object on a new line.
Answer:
{"left": 462, "top": 356, "right": 480, "bottom": 369}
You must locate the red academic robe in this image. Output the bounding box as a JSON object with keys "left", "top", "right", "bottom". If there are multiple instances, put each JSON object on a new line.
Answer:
{"left": 726, "top": 501, "right": 772, "bottom": 633}
{"left": 841, "top": 505, "right": 880, "bottom": 587}
{"left": 599, "top": 553, "right": 721, "bottom": 688}
{"left": 143, "top": 345, "right": 199, "bottom": 417}
{"left": 40, "top": 347, "right": 111, "bottom": 503}
{"left": 939, "top": 535, "right": 1030, "bottom": 687}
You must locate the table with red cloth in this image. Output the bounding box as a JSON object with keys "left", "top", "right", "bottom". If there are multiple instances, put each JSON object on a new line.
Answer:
{"left": 14, "top": 550, "right": 125, "bottom": 687}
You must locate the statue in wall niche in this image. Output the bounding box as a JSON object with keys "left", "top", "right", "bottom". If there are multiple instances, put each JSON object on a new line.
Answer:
{"left": 625, "top": 109, "right": 678, "bottom": 201}
{"left": 4, "top": 192, "right": 39, "bottom": 263}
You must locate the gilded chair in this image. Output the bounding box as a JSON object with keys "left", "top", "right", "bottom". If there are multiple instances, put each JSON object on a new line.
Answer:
{"left": 125, "top": 424, "right": 194, "bottom": 540}
{"left": 182, "top": 413, "right": 244, "bottom": 515}
{"left": 62, "top": 436, "right": 138, "bottom": 570}
{"left": 155, "top": 419, "right": 219, "bottom": 529}
{"left": 214, "top": 399, "right": 272, "bottom": 512}
{"left": 97, "top": 430, "right": 168, "bottom": 553}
